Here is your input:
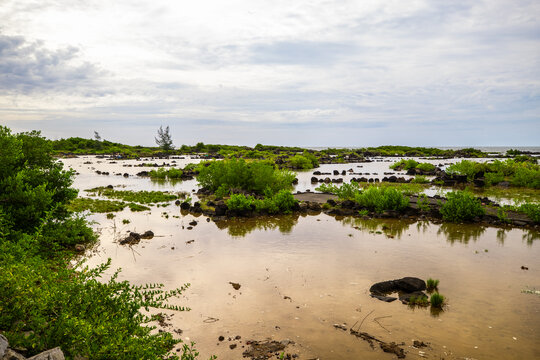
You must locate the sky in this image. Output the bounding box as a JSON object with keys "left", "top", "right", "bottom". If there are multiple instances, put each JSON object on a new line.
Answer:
{"left": 1, "top": 0, "right": 539, "bottom": 147}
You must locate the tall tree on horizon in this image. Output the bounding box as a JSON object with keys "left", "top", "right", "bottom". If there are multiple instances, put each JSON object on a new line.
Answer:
{"left": 155, "top": 125, "right": 174, "bottom": 152}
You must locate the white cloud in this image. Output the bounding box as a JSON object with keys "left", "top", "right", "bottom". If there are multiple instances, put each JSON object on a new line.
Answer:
{"left": 0, "top": 0, "right": 539, "bottom": 145}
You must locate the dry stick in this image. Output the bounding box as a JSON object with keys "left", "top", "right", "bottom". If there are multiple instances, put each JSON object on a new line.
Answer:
{"left": 355, "top": 309, "right": 375, "bottom": 332}
{"left": 373, "top": 315, "right": 392, "bottom": 333}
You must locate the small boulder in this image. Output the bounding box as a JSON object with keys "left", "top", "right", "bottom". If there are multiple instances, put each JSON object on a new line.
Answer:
{"left": 28, "top": 347, "right": 65, "bottom": 360}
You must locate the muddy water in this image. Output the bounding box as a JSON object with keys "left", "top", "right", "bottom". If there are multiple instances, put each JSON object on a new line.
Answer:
{"left": 64, "top": 156, "right": 540, "bottom": 359}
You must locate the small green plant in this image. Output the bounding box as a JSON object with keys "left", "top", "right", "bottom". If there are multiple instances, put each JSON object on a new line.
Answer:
{"left": 411, "top": 175, "right": 429, "bottom": 184}
{"left": 106, "top": 213, "right": 115, "bottom": 219}
{"left": 122, "top": 219, "right": 130, "bottom": 224}
{"left": 358, "top": 209, "right": 369, "bottom": 217}
{"left": 430, "top": 293, "right": 445, "bottom": 308}
{"left": 227, "top": 194, "right": 254, "bottom": 212}
{"left": 497, "top": 207, "right": 510, "bottom": 223}
{"left": 408, "top": 294, "right": 429, "bottom": 307}
{"left": 417, "top": 194, "right": 430, "bottom": 212}
{"left": 426, "top": 278, "right": 439, "bottom": 292}
{"left": 440, "top": 191, "right": 485, "bottom": 222}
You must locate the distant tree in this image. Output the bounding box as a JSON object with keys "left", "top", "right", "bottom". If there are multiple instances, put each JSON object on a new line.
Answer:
{"left": 194, "top": 142, "right": 205, "bottom": 153}
{"left": 94, "top": 131, "right": 101, "bottom": 142}
{"left": 155, "top": 125, "right": 174, "bottom": 152}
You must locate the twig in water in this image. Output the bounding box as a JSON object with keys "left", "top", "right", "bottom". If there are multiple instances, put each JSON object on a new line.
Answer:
{"left": 355, "top": 309, "right": 374, "bottom": 332}
{"left": 373, "top": 315, "right": 392, "bottom": 333}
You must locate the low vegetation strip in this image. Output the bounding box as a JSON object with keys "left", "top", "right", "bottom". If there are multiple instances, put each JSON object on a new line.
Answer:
{"left": 86, "top": 187, "right": 179, "bottom": 203}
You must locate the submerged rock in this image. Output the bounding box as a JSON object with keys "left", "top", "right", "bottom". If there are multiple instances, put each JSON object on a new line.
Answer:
{"left": 370, "top": 277, "right": 426, "bottom": 296}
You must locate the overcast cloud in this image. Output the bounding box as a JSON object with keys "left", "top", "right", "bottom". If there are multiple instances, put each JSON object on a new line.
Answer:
{"left": 0, "top": 0, "right": 539, "bottom": 146}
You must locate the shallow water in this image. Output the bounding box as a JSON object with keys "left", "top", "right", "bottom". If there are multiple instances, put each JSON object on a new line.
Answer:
{"left": 64, "top": 156, "right": 540, "bottom": 359}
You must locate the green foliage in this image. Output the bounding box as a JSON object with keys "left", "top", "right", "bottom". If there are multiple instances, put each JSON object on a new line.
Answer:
{"left": 447, "top": 160, "right": 482, "bottom": 182}
{"left": 408, "top": 294, "right": 429, "bottom": 307}
{"left": 416, "top": 162, "right": 436, "bottom": 172}
{"left": 440, "top": 191, "right": 485, "bottom": 222}
{"left": 0, "top": 126, "right": 198, "bottom": 359}
{"left": 426, "top": 278, "right": 439, "bottom": 292}
{"left": 497, "top": 207, "right": 510, "bottom": 223}
{"left": 517, "top": 203, "right": 540, "bottom": 223}
{"left": 417, "top": 194, "right": 430, "bottom": 212}
{"left": 226, "top": 194, "right": 254, "bottom": 212}
{"left": 411, "top": 175, "right": 429, "bottom": 184}
{"left": 354, "top": 186, "right": 409, "bottom": 213}
{"left": 227, "top": 190, "right": 298, "bottom": 215}
{"left": 315, "top": 182, "right": 359, "bottom": 200}
{"left": 430, "top": 293, "right": 445, "bottom": 308}
{"left": 197, "top": 159, "right": 295, "bottom": 195}
{"left": 86, "top": 188, "right": 178, "bottom": 203}
{"left": 390, "top": 159, "right": 419, "bottom": 170}
{"left": 511, "top": 167, "right": 540, "bottom": 188}
{"left": 67, "top": 198, "right": 150, "bottom": 213}
{"left": 149, "top": 167, "right": 183, "bottom": 180}
{"left": 485, "top": 171, "right": 504, "bottom": 186}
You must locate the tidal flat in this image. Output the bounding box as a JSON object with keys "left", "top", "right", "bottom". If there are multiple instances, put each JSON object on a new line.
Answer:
{"left": 64, "top": 156, "right": 540, "bottom": 359}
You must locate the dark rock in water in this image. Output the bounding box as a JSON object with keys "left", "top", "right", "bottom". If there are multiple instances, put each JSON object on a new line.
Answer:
{"left": 327, "top": 199, "right": 337, "bottom": 206}
{"left": 313, "top": 171, "right": 321, "bottom": 175}
{"left": 141, "top": 230, "right": 154, "bottom": 239}
{"left": 370, "top": 277, "right": 426, "bottom": 296}
{"left": 123, "top": 173, "right": 129, "bottom": 177}
{"left": 130, "top": 232, "right": 141, "bottom": 241}
{"left": 333, "top": 170, "right": 339, "bottom": 175}
{"left": 370, "top": 294, "right": 398, "bottom": 302}
{"left": 215, "top": 203, "right": 228, "bottom": 216}
{"left": 229, "top": 344, "right": 237, "bottom": 350}
{"left": 175, "top": 200, "right": 181, "bottom": 206}
{"left": 242, "top": 340, "right": 286, "bottom": 359}
{"left": 106, "top": 184, "right": 114, "bottom": 189}
{"left": 413, "top": 340, "right": 428, "bottom": 348}
{"left": 189, "top": 220, "right": 198, "bottom": 226}
{"left": 341, "top": 200, "right": 355, "bottom": 209}
{"left": 180, "top": 202, "right": 190, "bottom": 210}
{"left": 229, "top": 282, "right": 241, "bottom": 290}
{"left": 311, "top": 176, "right": 318, "bottom": 183}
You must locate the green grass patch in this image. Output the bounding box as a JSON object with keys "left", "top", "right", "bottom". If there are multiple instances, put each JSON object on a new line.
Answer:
{"left": 430, "top": 293, "right": 445, "bottom": 308}
{"left": 87, "top": 187, "right": 178, "bottom": 203}
{"left": 426, "top": 278, "right": 439, "bottom": 292}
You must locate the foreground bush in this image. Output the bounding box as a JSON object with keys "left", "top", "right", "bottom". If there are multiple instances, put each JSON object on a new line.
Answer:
{"left": 0, "top": 126, "right": 200, "bottom": 359}
{"left": 440, "top": 191, "right": 485, "bottom": 222}
{"left": 197, "top": 159, "right": 295, "bottom": 195}
{"left": 354, "top": 186, "right": 409, "bottom": 213}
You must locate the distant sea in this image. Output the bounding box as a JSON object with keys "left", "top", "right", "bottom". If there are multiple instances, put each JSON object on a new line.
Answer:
{"left": 307, "top": 146, "right": 540, "bottom": 155}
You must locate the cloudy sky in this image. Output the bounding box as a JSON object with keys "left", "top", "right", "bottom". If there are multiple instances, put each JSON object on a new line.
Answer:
{"left": 1, "top": 0, "right": 539, "bottom": 147}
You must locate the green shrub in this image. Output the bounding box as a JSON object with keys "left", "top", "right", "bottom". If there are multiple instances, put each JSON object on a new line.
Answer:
{"left": 270, "top": 190, "right": 297, "bottom": 213}
{"left": 416, "top": 163, "right": 436, "bottom": 172}
{"left": 287, "top": 155, "right": 313, "bottom": 169}
{"left": 390, "top": 159, "right": 418, "bottom": 170}
{"left": 354, "top": 186, "right": 409, "bottom": 213}
{"left": 197, "top": 159, "right": 295, "bottom": 195}
{"left": 518, "top": 203, "right": 540, "bottom": 223}
{"left": 485, "top": 171, "right": 504, "bottom": 185}
{"left": 446, "top": 160, "right": 482, "bottom": 182}
{"left": 149, "top": 168, "right": 183, "bottom": 180}
{"left": 511, "top": 167, "right": 540, "bottom": 188}
{"left": 417, "top": 194, "right": 430, "bottom": 212}
{"left": 440, "top": 191, "right": 485, "bottom": 222}
{"left": 411, "top": 175, "right": 429, "bottom": 184}
{"left": 226, "top": 194, "right": 254, "bottom": 212}
{"left": 316, "top": 182, "right": 359, "bottom": 200}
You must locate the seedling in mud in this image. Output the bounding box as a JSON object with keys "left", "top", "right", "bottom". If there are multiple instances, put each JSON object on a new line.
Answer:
{"left": 430, "top": 293, "right": 445, "bottom": 308}
{"left": 426, "top": 278, "right": 439, "bottom": 292}
{"left": 106, "top": 213, "right": 115, "bottom": 219}
{"left": 122, "top": 219, "right": 130, "bottom": 224}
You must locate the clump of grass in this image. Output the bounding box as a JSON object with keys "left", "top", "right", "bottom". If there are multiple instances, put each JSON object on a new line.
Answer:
{"left": 106, "top": 213, "right": 115, "bottom": 219}
{"left": 127, "top": 203, "right": 150, "bottom": 212}
{"left": 430, "top": 293, "right": 445, "bottom": 308}
{"left": 122, "top": 219, "right": 130, "bottom": 224}
{"left": 426, "top": 278, "right": 439, "bottom": 292}
{"left": 149, "top": 167, "right": 183, "bottom": 180}
{"left": 411, "top": 175, "right": 430, "bottom": 184}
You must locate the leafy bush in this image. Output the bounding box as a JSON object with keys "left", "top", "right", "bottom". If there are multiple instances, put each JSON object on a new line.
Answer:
{"left": 354, "top": 186, "right": 409, "bottom": 213}
{"left": 446, "top": 160, "right": 482, "bottom": 182}
{"left": 226, "top": 194, "right": 254, "bottom": 212}
{"left": 440, "top": 191, "right": 485, "bottom": 222}
{"left": 149, "top": 168, "right": 183, "bottom": 180}
{"left": 511, "top": 167, "right": 540, "bottom": 188}
{"left": 411, "top": 175, "right": 429, "bottom": 184}
{"left": 416, "top": 163, "right": 436, "bottom": 172}
{"left": 287, "top": 155, "right": 313, "bottom": 170}
{"left": 518, "top": 203, "right": 540, "bottom": 223}
{"left": 197, "top": 159, "right": 295, "bottom": 195}
{"left": 485, "top": 171, "right": 504, "bottom": 185}
{"left": 390, "top": 159, "right": 419, "bottom": 170}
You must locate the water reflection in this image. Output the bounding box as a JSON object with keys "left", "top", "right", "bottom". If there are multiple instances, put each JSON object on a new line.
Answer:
{"left": 522, "top": 230, "right": 540, "bottom": 246}
{"left": 339, "top": 217, "right": 413, "bottom": 239}
{"left": 437, "top": 223, "right": 487, "bottom": 244}
{"left": 213, "top": 214, "right": 300, "bottom": 237}
{"left": 496, "top": 228, "right": 508, "bottom": 245}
